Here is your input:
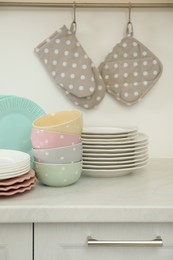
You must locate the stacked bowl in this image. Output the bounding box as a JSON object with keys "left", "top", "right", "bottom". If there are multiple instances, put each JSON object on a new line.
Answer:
{"left": 31, "top": 110, "right": 83, "bottom": 187}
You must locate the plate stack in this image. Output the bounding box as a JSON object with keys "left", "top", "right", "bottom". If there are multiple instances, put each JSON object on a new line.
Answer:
{"left": 0, "top": 149, "right": 36, "bottom": 196}
{"left": 82, "top": 126, "right": 149, "bottom": 177}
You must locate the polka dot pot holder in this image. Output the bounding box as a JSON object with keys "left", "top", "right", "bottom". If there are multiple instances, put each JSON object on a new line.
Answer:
{"left": 35, "top": 24, "right": 106, "bottom": 109}
{"left": 99, "top": 22, "right": 163, "bottom": 106}
{"left": 63, "top": 66, "right": 106, "bottom": 109}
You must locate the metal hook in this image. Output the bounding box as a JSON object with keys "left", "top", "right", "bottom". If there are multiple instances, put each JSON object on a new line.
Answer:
{"left": 70, "top": 1, "right": 77, "bottom": 33}
{"left": 128, "top": 2, "right": 132, "bottom": 23}
{"left": 126, "top": 2, "right": 133, "bottom": 37}
{"left": 73, "top": 2, "right": 76, "bottom": 24}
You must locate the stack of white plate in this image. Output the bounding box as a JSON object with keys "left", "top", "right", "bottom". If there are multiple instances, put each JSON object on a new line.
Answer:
{"left": 0, "top": 149, "right": 36, "bottom": 196}
{"left": 82, "top": 126, "right": 149, "bottom": 177}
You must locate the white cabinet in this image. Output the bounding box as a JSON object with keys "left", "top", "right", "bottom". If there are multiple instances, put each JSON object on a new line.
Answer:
{"left": 0, "top": 224, "right": 32, "bottom": 260}
{"left": 34, "top": 223, "right": 173, "bottom": 260}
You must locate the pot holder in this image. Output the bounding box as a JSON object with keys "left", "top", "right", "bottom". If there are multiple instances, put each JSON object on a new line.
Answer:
{"left": 63, "top": 66, "right": 106, "bottom": 109}
{"left": 35, "top": 24, "right": 106, "bottom": 108}
{"left": 99, "top": 19, "right": 163, "bottom": 106}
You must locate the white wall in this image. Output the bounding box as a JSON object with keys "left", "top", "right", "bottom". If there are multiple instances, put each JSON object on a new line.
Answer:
{"left": 0, "top": 3, "right": 173, "bottom": 157}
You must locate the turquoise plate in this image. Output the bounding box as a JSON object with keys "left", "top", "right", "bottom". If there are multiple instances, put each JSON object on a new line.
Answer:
{"left": 0, "top": 96, "right": 45, "bottom": 164}
{"left": 0, "top": 95, "right": 10, "bottom": 99}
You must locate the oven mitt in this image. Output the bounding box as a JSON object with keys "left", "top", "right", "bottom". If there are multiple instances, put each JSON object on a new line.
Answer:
{"left": 62, "top": 66, "right": 106, "bottom": 109}
{"left": 99, "top": 24, "right": 163, "bottom": 106}
{"left": 35, "top": 25, "right": 98, "bottom": 99}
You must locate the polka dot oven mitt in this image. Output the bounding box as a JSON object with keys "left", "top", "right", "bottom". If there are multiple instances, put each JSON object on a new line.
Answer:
{"left": 63, "top": 66, "right": 106, "bottom": 109}
{"left": 35, "top": 25, "right": 106, "bottom": 109}
{"left": 99, "top": 34, "right": 163, "bottom": 106}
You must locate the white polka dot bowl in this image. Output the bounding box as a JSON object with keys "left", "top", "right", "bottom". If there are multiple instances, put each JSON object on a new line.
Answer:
{"left": 32, "top": 110, "right": 83, "bottom": 134}
{"left": 34, "top": 161, "right": 82, "bottom": 187}
{"left": 33, "top": 142, "right": 82, "bottom": 164}
{"left": 31, "top": 128, "right": 81, "bottom": 149}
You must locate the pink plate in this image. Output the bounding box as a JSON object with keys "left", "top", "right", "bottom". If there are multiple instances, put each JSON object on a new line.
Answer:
{"left": 0, "top": 182, "right": 35, "bottom": 196}
{"left": 0, "top": 169, "right": 35, "bottom": 186}
{"left": 0, "top": 176, "right": 35, "bottom": 191}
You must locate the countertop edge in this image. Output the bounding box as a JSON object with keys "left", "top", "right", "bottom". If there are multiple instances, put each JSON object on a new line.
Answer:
{"left": 1, "top": 207, "right": 173, "bottom": 223}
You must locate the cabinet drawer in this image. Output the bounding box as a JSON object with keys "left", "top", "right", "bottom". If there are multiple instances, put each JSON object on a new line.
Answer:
{"left": 0, "top": 223, "right": 32, "bottom": 260}
{"left": 34, "top": 223, "right": 173, "bottom": 260}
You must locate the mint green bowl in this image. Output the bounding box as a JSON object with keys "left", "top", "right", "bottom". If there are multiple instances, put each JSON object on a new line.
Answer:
{"left": 34, "top": 161, "right": 82, "bottom": 187}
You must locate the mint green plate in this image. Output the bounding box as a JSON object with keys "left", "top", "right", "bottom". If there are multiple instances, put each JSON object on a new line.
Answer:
{"left": 0, "top": 96, "right": 45, "bottom": 164}
{"left": 0, "top": 95, "right": 10, "bottom": 99}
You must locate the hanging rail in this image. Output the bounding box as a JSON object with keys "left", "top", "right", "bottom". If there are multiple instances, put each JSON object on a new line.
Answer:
{"left": 0, "top": 1, "right": 173, "bottom": 8}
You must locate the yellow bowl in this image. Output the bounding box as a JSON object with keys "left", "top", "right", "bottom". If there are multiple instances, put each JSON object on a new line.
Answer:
{"left": 33, "top": 110, "right": 83, "bottom": 134}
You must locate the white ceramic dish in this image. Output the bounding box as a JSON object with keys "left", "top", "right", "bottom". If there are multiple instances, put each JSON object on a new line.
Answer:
{"left": 82, "top": 152, "right": 148, "bottom": 161}
{"left": 0, "top": 164, "right": 30, "bottom": 175}
{"left": 81, "top": 132, "right": 137, "bottom": 139}
{"left": 82, "top": 126, "right": 138, "bottom": 134}
{"left": 82, "top": 144, "right": 148, "bottom": 154}
{"left": 0, "top": 167, "right": 30, "bottom": 180}
{"left": 82, "top": 156, "right": 149, "bottom": 165}
{"left": 82, "top": 147, "right": 148, "bottom": 158}
{"left": 82, "top": 133, "right": 148, "bottom": 144}
{"left": 82, "top": 141, "right": 148, "bottom": 150}
{"left": 0, "top": 149, "right": 30, "bottom": 167}
{"left": 83, "top": 159, "right": 149, "bottom": 169}
{"left": 82, "top": 162, "right": 148, "bottom": 177}
{"left": 0, "top": 162, "right": 30, "bottom": 173}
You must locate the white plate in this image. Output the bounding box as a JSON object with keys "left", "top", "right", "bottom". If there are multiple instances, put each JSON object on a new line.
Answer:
{"left": 83, "top": 144, "right": 148, "bottom": 154}
{"left": 0, "top": 162, "right": 30, "bottom": 173}
{"left": 82, "top": 133, "right": 138, "bottom": 139}
{"left": 82, "top": 148, "right": 148, "bottom": 158}
{"left": 0, "top": 163, "right": 30, "bottom": 174}
{"left": 82, "top": 163, "right": 148, "bottom": 177}
{"left": 0, "top": 159, "right": 30, "bottom": 172}
{"left": 83, "top": 159, "right": 148, "bottom": 169}
{"left": 0, "top": 164, "right": 30, "bottom": 175}
{"left": 82, "top": 141, "right": 148, "bottom": 149}
{"left": 82, "top": 126, "right": 138, "bottom": 134}
{"left": 82, "top": 152, "right": 148, "bottom": 161}
{"left": 0, "top": 167, "right": 30, "bottom": 179}
{"left": 81, "top": 132, "right": 137, "bottom": 139}
{"left": 0, "top": 149, "right": 30, "bottom": 167}
{"left": 82, "top": 133, "right": 148, "bottom": 145}
{"left": 82, "top": 156, "right": 149, "bottom": 165}
{"left": 0, "top": 162, "right": 30, "bottom": 174}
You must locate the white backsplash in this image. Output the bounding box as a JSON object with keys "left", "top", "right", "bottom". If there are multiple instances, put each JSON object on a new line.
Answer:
{"left": 0, "top": 6, "right": 172, "bottom": 157}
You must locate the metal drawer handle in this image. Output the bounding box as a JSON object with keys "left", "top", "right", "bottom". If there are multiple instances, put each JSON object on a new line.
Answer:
{"left": 87, "top": 236, "right": 163, "bottom": 247}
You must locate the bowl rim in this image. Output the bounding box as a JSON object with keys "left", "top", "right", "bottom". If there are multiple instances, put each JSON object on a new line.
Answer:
{"left": 32, "top": 110, "right": 82, "bottom": 128}
{"left": 31, "top": 127, "right": 81, "bottom": 137}
{"left": 32, "top": 142, "right": 82, "bottom": 153}
{"left": 34, "top": 160, "right": 82, "bottom": 167}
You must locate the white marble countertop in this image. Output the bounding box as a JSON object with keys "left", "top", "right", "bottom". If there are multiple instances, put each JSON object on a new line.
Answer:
{"left": 0, "top": 158, "right": 173, "bottom": 223}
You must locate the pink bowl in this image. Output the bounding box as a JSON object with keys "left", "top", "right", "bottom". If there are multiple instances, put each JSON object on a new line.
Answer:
{"left": 31, "top": 128, "right": 81, "bottom": 149}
